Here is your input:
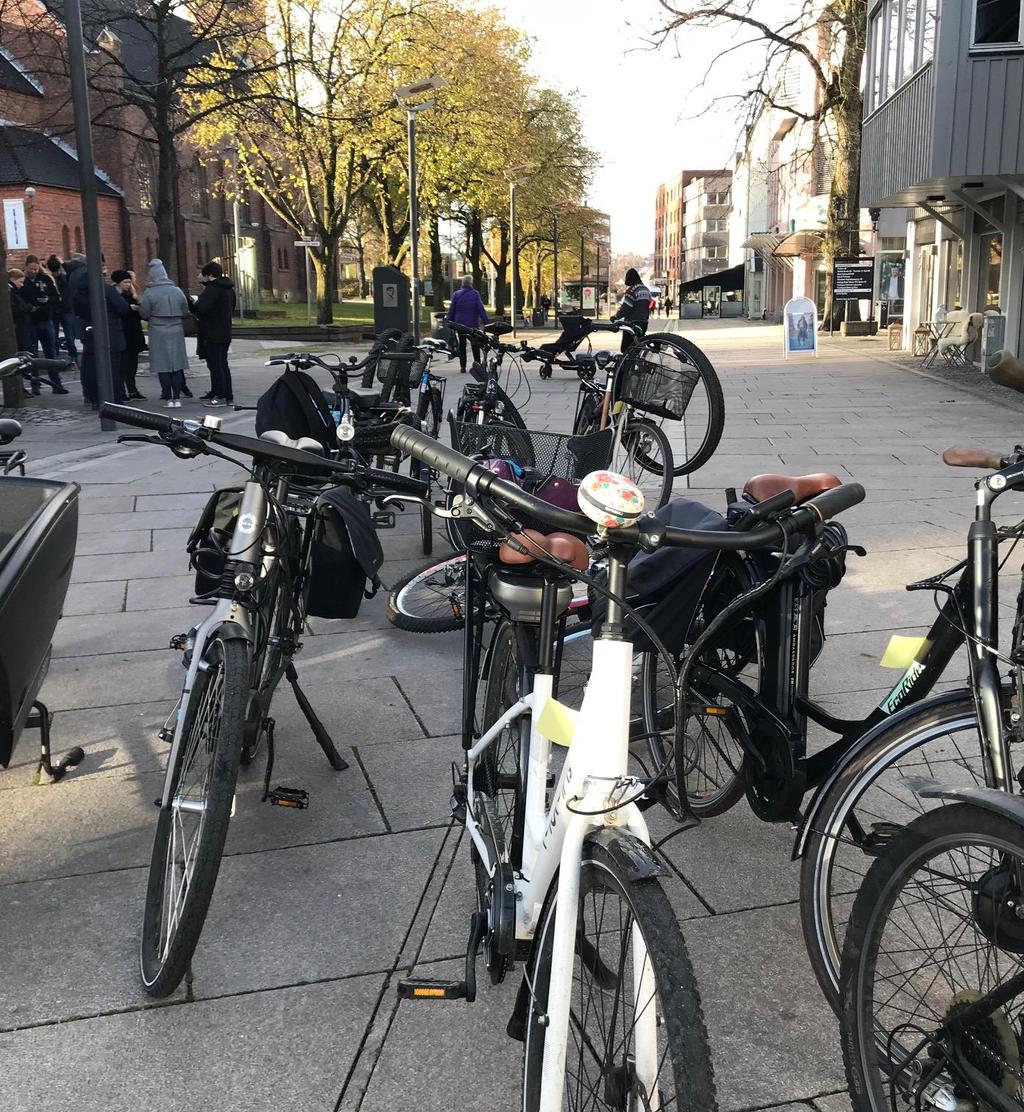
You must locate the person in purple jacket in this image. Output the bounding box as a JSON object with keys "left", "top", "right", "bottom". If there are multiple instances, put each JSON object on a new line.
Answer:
{"left": 446, "top": 274, "right": 488, "bottom": 372}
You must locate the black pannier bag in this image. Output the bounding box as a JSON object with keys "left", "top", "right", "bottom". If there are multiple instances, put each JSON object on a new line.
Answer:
{"left": 187, "top": 487, "right": 244, "bottom": 595}
{"left": 590, "top": 498, "right": 727, "bottom": 652}
{"left": 256, "top": 368, "right": 336, "bottom": 454}
{"left": 305, "top": 487, "right": 384, "bottom": 619}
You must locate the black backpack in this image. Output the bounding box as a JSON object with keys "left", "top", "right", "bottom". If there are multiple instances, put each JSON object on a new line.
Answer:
{"left": 305, "top": 487, "right": 384, "bottom": 618}
{"left": 256, "top": 368, "right": 335, "bottom": 454}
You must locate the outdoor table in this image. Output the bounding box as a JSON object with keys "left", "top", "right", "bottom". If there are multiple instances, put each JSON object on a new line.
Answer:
{"left": 920, "top": 320, "right": 954, "bottom": 367}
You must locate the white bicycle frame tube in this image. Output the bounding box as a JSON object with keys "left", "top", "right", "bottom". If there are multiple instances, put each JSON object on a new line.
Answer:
{"left": 158, "top": 479, "right": 267, "bottom": 806}
{"left": 464, "top": 634, "right": 657, "bottom": 1112}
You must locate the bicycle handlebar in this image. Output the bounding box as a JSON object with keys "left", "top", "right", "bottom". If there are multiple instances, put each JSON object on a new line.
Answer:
{"left": 99, "top": 403, "right": 428, "bottom": 497}
{"left": 943, "top": 447, "right": 1006, "bottom": 469}
{"left": 390, "top": 425, "right": 865, "bottom": 549}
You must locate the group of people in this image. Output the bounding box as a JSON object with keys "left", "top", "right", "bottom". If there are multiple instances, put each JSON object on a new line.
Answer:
{"left": 7, "top": 254, "right": 237, "bottom": 409}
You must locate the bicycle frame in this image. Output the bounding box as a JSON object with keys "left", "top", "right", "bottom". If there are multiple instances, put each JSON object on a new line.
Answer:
{"left": 460, "top": 551, "right": 660, "bottom": 1111}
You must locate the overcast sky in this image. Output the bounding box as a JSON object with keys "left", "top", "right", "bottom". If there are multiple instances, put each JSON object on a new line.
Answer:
{"left": 507, "top": 0, "right": 750, "bottom": 259}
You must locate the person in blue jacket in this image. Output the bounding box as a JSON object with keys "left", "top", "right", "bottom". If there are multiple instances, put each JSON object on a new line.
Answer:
{"left": 445, "top": 274, "right": 488, "bottom": 372}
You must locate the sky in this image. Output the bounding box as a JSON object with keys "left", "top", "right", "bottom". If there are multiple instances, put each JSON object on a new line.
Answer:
{"left": 505, "top": 0, "right": 751, "bottom": 258}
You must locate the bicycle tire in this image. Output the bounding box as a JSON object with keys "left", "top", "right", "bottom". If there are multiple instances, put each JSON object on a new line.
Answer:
{"left": 522, "top": 837, "right": 719, "bottom": 1112}
{"left": 841, "top": 804, "right": 1024, "bottom": 1111}
{"left": 633, "top": 332, "right": 724, "bottom": 477}
{"left": 386, "top": 553, "right": 467, "bottom": 633}
{"left": 615, "top": 418, "right": 673, "bottom": 509}
{"left": 639, "top": 552, "right": 762, "bottom": 818}
{"left": 799, "top": 693, "right": 991, "bottom": 1013}
{"left": 140, "top": 635, "right": 248, "bottom": 997}
{"left": 572, "top": 393, "right": 599, "bottom": 437}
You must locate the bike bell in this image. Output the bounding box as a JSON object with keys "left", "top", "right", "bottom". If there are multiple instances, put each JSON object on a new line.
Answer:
{"left": 577, "top": 471, "right": 645, "bottom": 529}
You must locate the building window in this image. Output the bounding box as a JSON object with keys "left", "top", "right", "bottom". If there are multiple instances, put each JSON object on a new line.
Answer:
{"left": 868, "top": 0, "right": 939, "bottom": 110}
{"left": 204, "top": 241, "right": 211, "bottom": 264}
{"left": 705, "top": 245, "right": 727, "bottom": 260}
{"left": 61, "top": 225, "right": 70, "bottom": 256}
{"left": 189, "top": 159, "right": 209, "bottom": 218}
{"left": 706, "top": 218, "right": 727, "bottom": 232}
{"left": 145, "top": 237, "right": 152, "bottom": 261}
{"left": 707, "top": 191, "right": 730, "bottom": 206}
{"left": 75, "top": 226, "right": 83, "bottom": 252}
{"left": 137, "top": 151, "right": 154, "bottom": 213}
{"left": 974, "top": 0, "right": 1023, "bottom": 45}
{"left": 196, "top": 241, "right": 203, "bottom": 267}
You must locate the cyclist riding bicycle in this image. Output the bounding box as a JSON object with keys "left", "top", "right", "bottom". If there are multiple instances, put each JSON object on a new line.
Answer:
{"left": 611, "top": 266, "right": 652, "bottom": 352}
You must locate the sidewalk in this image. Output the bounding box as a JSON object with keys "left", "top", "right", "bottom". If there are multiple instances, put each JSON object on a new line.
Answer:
{"left": 3, "top": 321, "right": 1021, "bottom": 1111}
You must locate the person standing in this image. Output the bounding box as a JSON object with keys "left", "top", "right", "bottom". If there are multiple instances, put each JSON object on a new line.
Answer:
{"left": 111, "top": 269, "right": 146, "bottom": 400}
{"left": 540, "top": 292, "right": 552, "bottom": 323}
{"left": 8, "top": 268, "right": 37, "bottom": 393}
{"left": 446, "top": 274, "right": 488, "bottom": 372}
{"left": 140, "top": 259, "right": 190, "bottom": 407}
{"left": 190, "top": 261, "right": 235, "bottom": 406}
{"left": 664, "top": 293, "right": 673, "bottom": 318}
{"left": 21, "top": 256, "right": 68, "bottom": 392}
{"left": 611, "top": 267, "right": 653, "bottom": 352}
{"left": 69, "top": 255, "right": 131, "bottom": 407}
{"left": 46, "top": 254, "right": 78, "bottom": 366}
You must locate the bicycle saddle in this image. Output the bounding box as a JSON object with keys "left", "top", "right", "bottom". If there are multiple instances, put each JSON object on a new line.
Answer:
{"left": 258, "top": 430, "right": 324, "bottom": 455}
{"left": 483, "top": 322, "right": 512, "bottom": 337}
{"left": 0, "top": 419, "right": 23, "bottom": 446}
{"left": 744, "top": 472, "right": 841, "bottom": 504}
{"left": 498, "top": 529, "right": 589, "bottom": 572}
{"left": 347, "top": 385, "right": 382, "bottom": 407}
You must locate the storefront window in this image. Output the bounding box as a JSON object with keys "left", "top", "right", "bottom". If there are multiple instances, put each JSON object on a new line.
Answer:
{"left": 984, "top": 234, "right": 1003, "bottom": 308}
{"left": 974, "top": 0, "right": 1022, "bottom": 46}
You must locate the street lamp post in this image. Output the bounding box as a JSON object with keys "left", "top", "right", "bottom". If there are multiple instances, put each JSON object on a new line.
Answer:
{"left": 224, "top": 147, "right": 245, "bottom": 321}
{"left": 396, "top": 76, "right": 443, "bottom": 342}
{"left": 552, "top": 213, "right": 559, "bottom": 323}
{"left": 509, "top": 177, "right": 528, "bottom": 338}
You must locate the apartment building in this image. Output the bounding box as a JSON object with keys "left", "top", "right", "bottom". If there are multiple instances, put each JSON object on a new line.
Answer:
{"left": 653, "top": 169, "right": 731, "bottom": 305}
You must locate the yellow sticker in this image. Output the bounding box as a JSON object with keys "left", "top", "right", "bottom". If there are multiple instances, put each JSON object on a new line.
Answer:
{"left": 880, "top": 635, "right": 929, "bottom": 670}
{"left": 536, "top": 698, "right": 581, "bottom": 748}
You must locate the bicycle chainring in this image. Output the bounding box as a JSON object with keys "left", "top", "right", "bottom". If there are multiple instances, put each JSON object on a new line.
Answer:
{"left": 945, "top": 990, "right": 1021, "bottom": 1097}
{"left": 743, "top": 722, "right": 805, "bottom": 822}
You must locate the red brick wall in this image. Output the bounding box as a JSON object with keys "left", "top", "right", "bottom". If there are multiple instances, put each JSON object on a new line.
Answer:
{"left": 2, "top": 186, "right": 124, "bottom": 269}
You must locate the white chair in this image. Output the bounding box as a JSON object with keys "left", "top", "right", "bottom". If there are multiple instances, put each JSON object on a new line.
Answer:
{"left": 936, "top": 311, "right": 983, "bottom": 368}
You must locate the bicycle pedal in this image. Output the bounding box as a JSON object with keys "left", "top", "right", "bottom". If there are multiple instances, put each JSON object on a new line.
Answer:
{"left": 396, "top": 978, "right": 468, "bottom": 1001}
{"left": 372, "top": 510, "right": 396, "bottom": 529}
{"left": 158, "top": 727, "right": 174, "bottom": 743}
{"left": 169, "top": 633, "right": 188, "bottom": 651}
{"left": 266, "top": 786, "right": 309, "bottom": 809}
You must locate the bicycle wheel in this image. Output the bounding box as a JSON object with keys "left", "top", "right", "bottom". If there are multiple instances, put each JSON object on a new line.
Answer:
{"left": 841, "top": 804, "right": 1024, "bottom": 1110}
{"left": 614, "top": 418, "right": 673, "bottom": 509}
{"left": 640, "top": 553, "right": 762, "bottom": 817}
{"left": 140, "top": 635, "right": 248, "bottom": 997}
{"left": 800, "top": 693, "right": 993, "bottom": 1013}
{"left": 631, "top": 332, "right": 724, "bottom": 477}
{"left": 386, "top": 553, "right": 466, "bottom": 633}
{"left": 522, "top": 837, "right": 719, "bottom": 1112}
{"left": 572, "top": 392, "right": 600, "bottom": 437}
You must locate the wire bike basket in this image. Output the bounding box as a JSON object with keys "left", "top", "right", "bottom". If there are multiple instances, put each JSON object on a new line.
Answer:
{"left": 447, "top": 418, "right": 613, "bottom": 550}
{"left": 615, "top": 338, "right": 703, "bottom": 421}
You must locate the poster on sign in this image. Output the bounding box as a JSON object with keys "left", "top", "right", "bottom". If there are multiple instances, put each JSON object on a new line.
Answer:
{"left": 832, "top": 257, "right": 875, "bottom": 301}
{"left": 783, "top": 296, "right": 818, "bottom": 358}
{"left": 3, "top": 199, "right": 27, "bottom": 250}
{"left": 582, "top": 286, "right": 596, "bottom": 311}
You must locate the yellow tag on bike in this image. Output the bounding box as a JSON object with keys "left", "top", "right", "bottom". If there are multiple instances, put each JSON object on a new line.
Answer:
{"left": 880, "top": 635, "right": 929, "bottom": 670}
{"left": 536, "top": 698, "right": 580, "bottom": 748}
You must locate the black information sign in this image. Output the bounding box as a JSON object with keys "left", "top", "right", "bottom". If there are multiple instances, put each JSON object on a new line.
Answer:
{"left": 832, "top": 257, "right": 875, "bottom": 301}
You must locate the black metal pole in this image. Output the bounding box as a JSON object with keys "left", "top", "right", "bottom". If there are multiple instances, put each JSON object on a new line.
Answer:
{"left": 596, "top": 243, "right": 601, "bottom": 319}
{"left": 65, "top": 0, "right": 115, "bottom": 430}
{"left": 552, "top": 215, "right": 559, "bottom": 321}
{"left": 407, "top": 109, "right": 421, "bottom": 342}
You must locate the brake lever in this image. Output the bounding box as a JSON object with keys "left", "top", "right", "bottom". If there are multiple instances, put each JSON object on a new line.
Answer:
{"left": 117, "top": 434, "right": 162, "bottom": 445}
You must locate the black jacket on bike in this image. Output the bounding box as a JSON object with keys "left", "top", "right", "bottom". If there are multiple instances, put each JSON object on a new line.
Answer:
{"left": 612, "top": 267, "right": 652, "bottom": 351}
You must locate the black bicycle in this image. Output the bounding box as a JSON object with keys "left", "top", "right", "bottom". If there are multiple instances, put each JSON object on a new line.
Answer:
{"left": 100, "top": 402, "right": 426, "bottom": 997}
{"left": 449, "top": 322, "right": 529, "bottom": 431}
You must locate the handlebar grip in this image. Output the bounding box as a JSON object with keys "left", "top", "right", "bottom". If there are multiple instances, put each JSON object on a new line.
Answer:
{"left": 391, "top": 425, "right": 481, "bottom": 488}
{"left": 804, "top": 482, "right": 866, "bottom": 521}
{"left": 943, "top": 447, "right": 1006, "bottom": 469}
{"left": 30, "top": 356, "right": 73, "bottom": 373}
{"left": 365, "top": 466, "right": 428, "bottom": 498}
{"left": 100, "top": 403, "right": 175, "bottom": 435}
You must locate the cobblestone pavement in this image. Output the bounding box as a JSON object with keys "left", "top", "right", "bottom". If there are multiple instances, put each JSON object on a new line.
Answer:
{"left": 4, "top": 320, "right": 1023, "bottom": 1111}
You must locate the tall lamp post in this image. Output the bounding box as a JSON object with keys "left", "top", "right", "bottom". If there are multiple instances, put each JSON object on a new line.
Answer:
{"left": 223, "top": 146, "right": 246, "bottom": 321}
{"left": 65, "top": 0, "right": 116, "bottom": 429}
{"left": 396, "top": 76, "right": 443, "bottom": 342}
{"left": 552, "top": 213, "right": 559, "bottom": 323}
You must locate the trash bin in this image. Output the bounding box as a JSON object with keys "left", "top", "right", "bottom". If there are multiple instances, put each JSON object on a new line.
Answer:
{"left": 531, "top": 309, "right": 545, "bottom": 327}
{"left": 982, "top": 312, "right": 1007, "bottom": 364}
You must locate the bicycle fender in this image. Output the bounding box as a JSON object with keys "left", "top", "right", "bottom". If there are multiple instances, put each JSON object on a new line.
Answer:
{"left": 902, "top": 777, "right": 1024, "bottom": 824}
{"left": 586, "top": 829, "right": 664, "bottom": 881}
{"left": 791, "top": 687, "right": 974, "bottom": 861}
{"left": 211, "top": 619, "right": 252, "bottom": 644}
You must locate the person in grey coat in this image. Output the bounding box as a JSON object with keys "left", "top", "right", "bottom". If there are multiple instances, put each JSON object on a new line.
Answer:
{"left": 140, "top": 259, "right": 190, "bottom": 407}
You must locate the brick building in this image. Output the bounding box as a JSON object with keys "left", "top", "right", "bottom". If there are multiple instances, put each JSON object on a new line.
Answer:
{"left": 0, "top": 0, "right": 304, "bottom": 305}
{"left": 652, "top": 169, "right": 732, "bottom": 302}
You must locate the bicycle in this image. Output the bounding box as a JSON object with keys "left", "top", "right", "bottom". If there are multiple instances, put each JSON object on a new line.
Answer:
{"left": 99, "top": 402, "right": 426, "bottom": 997}
{"left": 448, "top": 321, "right": 529, "bottom": 431}
{"left": 387, "top": 424, "right": 864, "bottom": 1112}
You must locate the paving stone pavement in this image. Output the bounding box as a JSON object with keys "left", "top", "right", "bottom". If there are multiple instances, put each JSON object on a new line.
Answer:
{"left": 4, "top": 320, "right": 1023, "bottom": 1111}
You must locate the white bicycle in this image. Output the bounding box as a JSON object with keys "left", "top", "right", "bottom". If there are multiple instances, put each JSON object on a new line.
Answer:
{"left": 387, "top": 427, "right": 739, "bottom": 1110}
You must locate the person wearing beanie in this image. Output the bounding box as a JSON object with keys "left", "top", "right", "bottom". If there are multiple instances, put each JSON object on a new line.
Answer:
{"left": 139, "top": 259, "right": 190, "bottom": 407}
{"left": 112, "top": 269, "right": 146, "bottom": 400}
{"left": 190, "top": 260, "right": 236, "bottom": 405}
{"left": 611, "top": 266, "right": 653, "bottom": 352}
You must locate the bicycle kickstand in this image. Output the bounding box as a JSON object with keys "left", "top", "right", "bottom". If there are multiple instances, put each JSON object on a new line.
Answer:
{"left": 31, "top": 700, "right": 85, "bottom": 784}
{"left": 285, "top": 662, "right": 349, "bottom": 771}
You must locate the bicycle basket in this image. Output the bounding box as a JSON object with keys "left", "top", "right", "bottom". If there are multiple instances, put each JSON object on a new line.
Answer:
{"left": 446, "top": 419, "right": 613, "bottom": 550}
{"left": 615, "top": 337, "right": 702, "bottom": 421}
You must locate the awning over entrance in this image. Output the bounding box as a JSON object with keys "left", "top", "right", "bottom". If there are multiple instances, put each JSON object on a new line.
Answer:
{"left": 774, "top": 229, "right": 823, "bottom": 257}
{"left": 679, "top": 263, "right": 744, "bottom": 293}
{"left": 742, "top": 232, "right": 784, "bottom": 253}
